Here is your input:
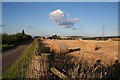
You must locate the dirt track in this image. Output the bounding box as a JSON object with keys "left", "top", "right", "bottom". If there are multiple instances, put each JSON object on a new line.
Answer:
{"left": 2, "top": 43, "right": 30, "bottom": 73}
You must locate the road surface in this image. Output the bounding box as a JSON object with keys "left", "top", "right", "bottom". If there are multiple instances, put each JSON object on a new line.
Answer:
{"left": 2, "top": 43, "right": 30, "bottom": 73}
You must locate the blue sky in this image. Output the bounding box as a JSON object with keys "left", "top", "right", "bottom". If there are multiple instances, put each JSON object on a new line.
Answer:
{"left": 2, "top": 0, "right": 120, "bottom": 2}
{"left": 0, "top": 3, "right": 1, "bottom": 23}
{"left": 2, "top": 2, "right": 118, "bottom": 37}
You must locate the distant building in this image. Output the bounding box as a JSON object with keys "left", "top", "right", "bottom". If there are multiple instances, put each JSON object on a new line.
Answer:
{"left": 22, "top": 29, "right": 25, "bottom": 35}
{"left": 60, "top": 36, "right": 83, "bottom": 40}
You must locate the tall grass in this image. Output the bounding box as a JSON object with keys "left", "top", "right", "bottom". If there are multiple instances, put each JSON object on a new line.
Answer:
{"left": 2, "top": 41, "right": 35, "bottom": 78}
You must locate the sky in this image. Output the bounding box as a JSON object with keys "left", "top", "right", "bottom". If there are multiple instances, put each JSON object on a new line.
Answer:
{"left": 2, "top": 2, "right": 118, "bottom": 37}
{"left": 0, "top": 2, "right": 2, "bottom": 34}
{"left": 2, "top": 0, "right": 120, "bottom": 2}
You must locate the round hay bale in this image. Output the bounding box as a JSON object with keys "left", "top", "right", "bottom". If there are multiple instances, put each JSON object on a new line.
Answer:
{"left": 50, "top": 42, "right": 68, "bottom": 55}
{"left": 50, "top": 43, "right": 60, "bottom": 55}
{"left": 95, "top": 45, "right": 101, "bottom": 50}
{"left": 59, "top": 43, "right": 68, "bottom": 54}
{"left": 107, "top": 39, "right": 112, "bottom": 42}
{"left": 86, "top": 42, "right": 95, "bottom": 51}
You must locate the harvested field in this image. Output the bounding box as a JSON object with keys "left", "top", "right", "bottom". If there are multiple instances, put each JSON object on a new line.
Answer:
{"left": 44, "top": 39, "right": 119, "bottom": 66}
{"left": 27, "top": 39, "right": 119, "bottom": 79}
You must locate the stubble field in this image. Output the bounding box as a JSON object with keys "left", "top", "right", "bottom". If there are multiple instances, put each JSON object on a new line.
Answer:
{"left": 44, "top": 39, "right": 119, "bottom": 66}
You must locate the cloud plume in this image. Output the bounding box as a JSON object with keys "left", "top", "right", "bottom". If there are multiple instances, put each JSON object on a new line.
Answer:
{"left": 49, "top": 9, "right": 80, "bottom": 28}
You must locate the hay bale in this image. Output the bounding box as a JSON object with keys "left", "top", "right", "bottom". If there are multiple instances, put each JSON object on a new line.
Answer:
{"left": 86, "top": 42, "right": 101, "bottom": 51}
{"left": 86, "top": 42, "right": 95, "bottom": 51}
{"left": 50, "top": 43, "right": 60, "bottom": 54}
{"left": 59, "top": 43, "right": 68, "bottom": 54}
{"left": 107, "top": 39, "right": 112, "bottom": 42}
{"left": 95, "top": 45, "right": 101, "bottom": 50}
{"left": 50, "top": 42, "right": 68, "bottom": 55}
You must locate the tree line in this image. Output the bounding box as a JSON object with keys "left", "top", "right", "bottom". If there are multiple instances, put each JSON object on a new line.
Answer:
{"left": 1, "top": 30, "right": 32, "bottom": 45}
{"left": 2, "top": 33, "right": 32, "bottom": 45}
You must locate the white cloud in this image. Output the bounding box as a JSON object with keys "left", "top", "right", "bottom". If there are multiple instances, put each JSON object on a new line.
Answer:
{"left": 49, "top": 9, "right": 80, "bottom": 28}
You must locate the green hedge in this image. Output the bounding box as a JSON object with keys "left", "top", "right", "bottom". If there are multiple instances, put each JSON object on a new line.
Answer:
{"left": 2, "top": 41, "right": 35, "bottom": 78}
{"left": 1, "top": 44, "right": 14, "bottom": 51}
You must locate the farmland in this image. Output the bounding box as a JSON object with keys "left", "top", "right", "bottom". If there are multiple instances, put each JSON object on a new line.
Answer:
{"left": 44, "top": 39, "right": 118, "bottom": 66}
{"left": 41, "top": 39, "right": 119, "bottom": 79}
{"left": 2, "top": 39, "right": 119, "bottom": 79}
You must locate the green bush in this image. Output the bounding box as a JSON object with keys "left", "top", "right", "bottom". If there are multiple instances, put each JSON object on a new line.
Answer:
{"left": 2, "top": 41, "right": 35, "bottom": 78}
{"left": 2, "top": 44, "right": 14, "bottom": 51}
{"left": 2, "top": 33, "right": 32, "bottom": 45}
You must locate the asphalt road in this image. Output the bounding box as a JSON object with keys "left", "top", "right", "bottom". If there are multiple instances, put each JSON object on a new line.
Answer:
{"left": 2, "top": 43, "right": 30, "bottom": 73}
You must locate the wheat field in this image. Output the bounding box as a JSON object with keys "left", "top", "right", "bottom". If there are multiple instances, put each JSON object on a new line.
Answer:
{"left": 44, "top": 39, "right": 118, "bottom": 66}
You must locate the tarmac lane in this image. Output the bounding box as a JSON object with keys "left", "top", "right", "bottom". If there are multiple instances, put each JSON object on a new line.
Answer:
{"left": 2, "top": 43, "right": 30, "bottom": 73}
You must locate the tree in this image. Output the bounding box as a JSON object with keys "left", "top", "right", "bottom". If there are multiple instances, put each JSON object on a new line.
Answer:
{"left": 52, "top": 34, "right": 60, "bottom": 39}
{"left": 2, "top": 31, "right": 32, "bottom": 45}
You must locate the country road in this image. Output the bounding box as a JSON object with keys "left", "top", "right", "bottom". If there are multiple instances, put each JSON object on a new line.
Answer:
{"left": 2, "top": 43, "right": 30, "bottom": 73}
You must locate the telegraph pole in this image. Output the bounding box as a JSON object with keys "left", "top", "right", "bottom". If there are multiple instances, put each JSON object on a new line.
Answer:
{"left": 102, "top": 24, "right": 105, "bottom": 40}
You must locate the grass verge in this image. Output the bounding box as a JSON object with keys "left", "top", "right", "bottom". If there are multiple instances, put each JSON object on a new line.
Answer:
{"left": 1, "top": 44, "right": 14, "bottom": 51}
{"left": 2, "top": 41, "right": 35, "bottom": 78}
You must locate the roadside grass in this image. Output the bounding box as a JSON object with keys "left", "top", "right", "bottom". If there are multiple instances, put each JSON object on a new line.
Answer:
{"left": 2, "top": 40, "right": 33, "bottom": 51}
{"left": 2, "top": 41, "right": 35, "bottom": 78}
{"left": 1, "top": 44, "right": 14, "bottom": 51}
